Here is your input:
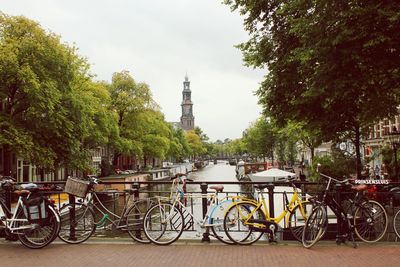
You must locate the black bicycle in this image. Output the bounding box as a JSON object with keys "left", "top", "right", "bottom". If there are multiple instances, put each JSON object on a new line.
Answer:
{"left": 302, "top": 169, "right": 388, "bottom": 248}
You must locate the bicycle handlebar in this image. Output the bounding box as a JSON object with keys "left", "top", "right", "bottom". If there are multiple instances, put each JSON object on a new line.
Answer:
{"left": 170, "top": 173, "right": 193, "bottom": 182}
{"left": 316, "top": 164, "right": 350, "bottom": 185}
{"left": 0, "top": 177, "right": 16, "bottom": 190}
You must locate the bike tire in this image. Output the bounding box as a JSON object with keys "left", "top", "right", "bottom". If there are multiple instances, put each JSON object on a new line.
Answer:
{"left": 288, "top": 201, "right": 314, "bottom": 242}
{"left": 393, "top": 208, "right": 400, "bottom": 239}
{"left": 302, "top": 205, "right": 327, "bottom": 249}
{"left": 58, "top": 203, "right": 96, "bottom": 244}
{"left": 143, "top": 202, "right": 184, "bottom": 245}
{"left": 223, "top": 202, "right": 265, "bottom": 245}
{"left": 209, "top": 200, "right": 235, "bottom": 245}
{"left": 126, "top": 199, "right": 153, "bottom": 244}
{"left": 16, "top": 206, "right": 60, "bottom": 249}
{"left": 353, "top": 200, "right": 388, "bottom": 243}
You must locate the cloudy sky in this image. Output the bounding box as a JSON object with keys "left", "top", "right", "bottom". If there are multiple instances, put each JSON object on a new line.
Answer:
{"left": 2, "top": 0, "right": 265, "bottom": 141}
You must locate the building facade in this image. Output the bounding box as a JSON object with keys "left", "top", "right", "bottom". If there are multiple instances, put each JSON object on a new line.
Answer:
{"left": 364, "top": 115, "right": 400, "bottom": 169}
{"left": 180, "top": 75, "right": 195, "bottom": 131}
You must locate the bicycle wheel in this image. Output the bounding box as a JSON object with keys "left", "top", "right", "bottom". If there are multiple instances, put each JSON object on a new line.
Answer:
{"left": 126, "top": 199, "right": 153, "bottom": 244}
{"left": 353, "top": 200, "right": 388, "bottom": 243}
{"left": 15, "top": 206, "right": 60, "bottom": 249}
{"left": 58, "top": 203, "right": 96, "bottom": 244}
{"left": 288, "top": 201, "right": 314, "bottom": 242}
{"left": 393, "top": 208, "right": 400, "bottom": 239}
{"left": 302, "top": 205, "right": 327, "bottom": 249}
{"left": 223, "top": 202, "right": 265, "bottom": 245}
{"left": 143, "top": 202, "right": 184, "bottom": 245}
{"left": 209, "top": 200, "right": 235, "bottom": 245}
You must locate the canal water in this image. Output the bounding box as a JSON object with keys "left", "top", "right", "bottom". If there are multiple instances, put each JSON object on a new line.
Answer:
{"left": 93, "top": 161, "right": 299, "bottom": 240}
{"left": 186, "top": 160, "right": 240, "bottom": 192}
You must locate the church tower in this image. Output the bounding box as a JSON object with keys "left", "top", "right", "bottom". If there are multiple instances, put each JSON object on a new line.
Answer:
{"left": 180, "top": 75, "right": 195, "bottom": 131}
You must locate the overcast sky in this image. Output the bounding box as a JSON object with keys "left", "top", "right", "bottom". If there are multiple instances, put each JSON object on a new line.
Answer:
{"left": 2, "top": 0, "right": 265, "bottom": 142}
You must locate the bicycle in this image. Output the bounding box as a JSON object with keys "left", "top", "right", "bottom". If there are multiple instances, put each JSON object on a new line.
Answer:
{"left": 302, "top": 169, "right": 388, "bottom": 249}
{"left": 0, "top": 177, "right": 60, "bottom": 249}
{"left": 142, "top": 173, "right": 239, "bottom": 245}
{"left": 58, "top": 176, "right": 154, "bottom": 244}
{"left": 223, "top": 177, "right": 313, "bottom": 245}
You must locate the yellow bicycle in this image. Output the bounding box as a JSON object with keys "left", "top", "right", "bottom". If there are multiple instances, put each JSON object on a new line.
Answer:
{"left": 223, "top": 178, "right": 313, "bottom": 244}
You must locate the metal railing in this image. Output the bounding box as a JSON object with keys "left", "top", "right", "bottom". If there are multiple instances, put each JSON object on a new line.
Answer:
{"left": 2, "top": 180, "right": 400, "bottom": 242}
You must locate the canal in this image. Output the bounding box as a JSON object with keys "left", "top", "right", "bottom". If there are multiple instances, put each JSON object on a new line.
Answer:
{"left": 187, "top": 160, "right": 241, "bottom": 192}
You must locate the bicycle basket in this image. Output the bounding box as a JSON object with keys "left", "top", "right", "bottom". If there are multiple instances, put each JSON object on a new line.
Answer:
{"left": 23, "top": 196, "right": 48, "bottom": 224}
{"left": 64, "top": 177, "right": 90, "bottom": 198}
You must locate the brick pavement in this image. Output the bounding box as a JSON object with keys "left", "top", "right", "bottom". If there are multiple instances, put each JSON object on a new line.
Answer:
{"left": 0, "top": 240, "right": 399, "bottom": 267}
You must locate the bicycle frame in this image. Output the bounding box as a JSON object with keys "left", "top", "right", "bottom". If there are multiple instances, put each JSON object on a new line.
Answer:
{"left": 0, "top": 196, "right": 38, "bottom": 232}
{"left": 236, "top": 185, "right": 308, "bottom": 228}
{"left": 82, "top": 190, "right": 134, "bottom": 229}
{"left": 155, "top": 178, "right": 240, "bottom": 230}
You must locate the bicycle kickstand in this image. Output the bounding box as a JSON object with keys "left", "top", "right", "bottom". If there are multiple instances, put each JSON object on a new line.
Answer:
{"left": 349, "top": 231, "right": 358, "bottom": 248}
{"left": 268, "top": 232, "right": 278, "bottom": 243}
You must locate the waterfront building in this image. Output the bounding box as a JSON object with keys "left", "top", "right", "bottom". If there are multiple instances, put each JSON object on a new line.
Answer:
{"left": 364, "top": 115, "right": 400, "bottom": 169}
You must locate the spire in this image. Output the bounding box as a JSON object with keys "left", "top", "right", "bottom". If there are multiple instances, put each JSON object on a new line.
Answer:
{"left": 185, "top": 73, "right": 189, "bottom": 82}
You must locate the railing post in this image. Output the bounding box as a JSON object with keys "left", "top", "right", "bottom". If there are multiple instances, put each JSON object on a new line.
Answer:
{"left": 200, "top": 182, "right": 210, "bottom": 242}
{"left": 68, "top": 194, "right": 77, "bottom": 241}
{"left": 131, "top": 182, "right": 142, "bottom": 239}
{"left": 267, "top": 183, "right": 275, "bottom": 218}
{"left": 132, "top": 182, "right": 140, "bottom": 200}
{"left": 5, "top": 188, "right": 12, "bottom": 213}
{"left": 335, "top": 183, "right": 343, "bottom": 244}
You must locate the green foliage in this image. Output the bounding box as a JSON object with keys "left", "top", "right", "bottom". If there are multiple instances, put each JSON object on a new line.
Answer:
{"left": 225, "top": 0, "right": 400, "bottom": 177}
{"left": 0, "top": 13, "right": 103, "bottom": 172}
{"left": 309, "top": 148, "right": 357, "bottom": 181}
{"left": 0, "top": 12, "right": 213, "bottom": 175}
{"left": 186, "top": 130, "right": 206, "bottom": 158}
{"left": 242, "top": 117, "right": 278, "bottom": 159}
{"left": 139, "top": 110, "right": 171, "bottom": 160}
{"left": 167, "top": 127, "right": 190, "bottom": 162}
{"left": 381, "top": 145, "right": 400, "bottom": 180}
{"left": 108, "top": 70, "right": 157, "bottom": 161}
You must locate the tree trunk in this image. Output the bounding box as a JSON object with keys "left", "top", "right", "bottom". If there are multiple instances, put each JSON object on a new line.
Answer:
{"left": 354, "top": 127, "right": 362, "bottom": 179}
{"left": 310, "top": 147, "right": 315, "bottom": 165}
{"left": 2, "top": 144, "right": 12, "bottom": 177}
{"left": 112, "top": 152, "right": 121, "bottom": 168}
{"left": 54, "top": 167, "right": 59, "bottom": 181}
{"left": 40, "top": 168, "right": 45, "bottom": 181}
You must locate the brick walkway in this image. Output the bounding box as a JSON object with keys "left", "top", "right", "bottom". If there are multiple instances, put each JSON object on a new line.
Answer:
{"left": 0, "top": 240, "right": 399, "bottom": 267}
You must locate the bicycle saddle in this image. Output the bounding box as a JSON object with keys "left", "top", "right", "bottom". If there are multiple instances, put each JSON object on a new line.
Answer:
{"left": 210, "top": 185, "right": 224, "bottom": 193}
{"left": 20, "top": 183, "right": 39, "bottom": 190}
{"left": 351, "top": 184, "right": 368, "bottom": 191}
{"left": 14, "top": 189, "right": 30, "bottom": 196}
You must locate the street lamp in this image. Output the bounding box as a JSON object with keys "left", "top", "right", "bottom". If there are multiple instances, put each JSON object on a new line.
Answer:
{"left": 385, "top": 126, "right": 400, "bottom": 181}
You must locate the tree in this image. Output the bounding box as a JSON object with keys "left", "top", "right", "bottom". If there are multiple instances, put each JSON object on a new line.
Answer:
{"left": 139, "top": 110, "right": 171, "bottom": 167}
{"left": 242, "top": 117, "right": 278, "bottom": 162}
{"left": 194, "top": 126, "right": 214, "bottom": 157}
{"left": 108, "top": 70, "right": 155, "bottom": 166}
{"left": 167, "top": 126, "right": 187, "bottom": 162}
{"left": 226, "top": 139, "right": 246, "bottom": 157}
{"left": 225, "top": 0, "right": 400, "bottom": 178}
{"left": 285, "top": 121, "right": 323, "bottom": 165}
{"left": 0, "top": 13, "right": 98, "bottom": 177}
{"left": 186, "top": 130, "right": 206, "bottom": 159}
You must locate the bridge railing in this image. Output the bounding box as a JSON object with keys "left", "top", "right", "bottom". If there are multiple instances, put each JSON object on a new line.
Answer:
{"left": 2, "top": 180, "right": 400, "bottom": 242}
